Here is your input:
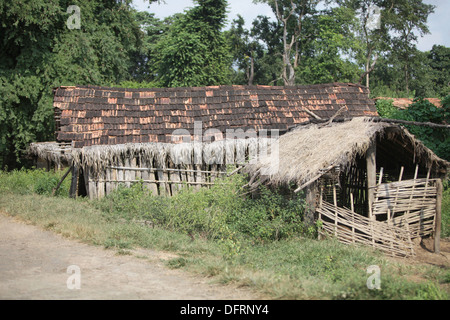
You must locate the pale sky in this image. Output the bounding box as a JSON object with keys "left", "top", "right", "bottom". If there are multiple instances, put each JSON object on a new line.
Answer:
{"left": 132, "top": 0, "right": 449, "bottom": 52}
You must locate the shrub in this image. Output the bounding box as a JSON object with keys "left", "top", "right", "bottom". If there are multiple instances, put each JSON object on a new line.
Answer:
{"left": 376, "top": 96, "right": 450, "bottom": 161}
{"left": 95, "top": 174, "right": 307, "bottom": 245}
{"left": 0, "top": 168, "right": 71, "bottom": 196}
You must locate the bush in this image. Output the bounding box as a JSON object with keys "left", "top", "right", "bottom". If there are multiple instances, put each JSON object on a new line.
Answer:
{"left": 95, "top": 174, "right": 307, "bottom": 246}
{"left": 376, "top": 96, "right": 450, "bottom": 161}
{"left": 375, "top": 99, "right": 402, "bottom": 119}
{"left": 0, "top": 168, "right": 71, "bottom": 196}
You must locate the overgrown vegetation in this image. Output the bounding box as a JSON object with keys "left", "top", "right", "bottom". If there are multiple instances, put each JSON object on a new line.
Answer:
{"left": 94, "top": 174, "right": 308, "bottom": 250}
{"left": 0, "top": 168, "right": 448, "bottom": 300}
{"left": 376, "top": 95, "right": 450, "bottom": 161}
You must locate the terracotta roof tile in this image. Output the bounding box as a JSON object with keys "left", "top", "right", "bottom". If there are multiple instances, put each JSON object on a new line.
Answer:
{"left": 54, "top": 83, "right": 377, "bottom": 147}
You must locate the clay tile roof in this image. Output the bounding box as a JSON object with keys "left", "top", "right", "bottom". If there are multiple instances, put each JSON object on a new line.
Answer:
{"left": 53, "top": 83, "right": 377, "bottom": 148}
{"left": 375, "top": 97, "right": 442, "bottom": 109}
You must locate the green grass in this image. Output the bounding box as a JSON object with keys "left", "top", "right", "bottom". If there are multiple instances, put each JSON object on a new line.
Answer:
{"left": 0, "top": 168, "right": 448, "bottom": 300}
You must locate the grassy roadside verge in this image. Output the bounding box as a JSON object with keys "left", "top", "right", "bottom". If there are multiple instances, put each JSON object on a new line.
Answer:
{"left": 0, "top": 169, "right": 448, "bottom": 299}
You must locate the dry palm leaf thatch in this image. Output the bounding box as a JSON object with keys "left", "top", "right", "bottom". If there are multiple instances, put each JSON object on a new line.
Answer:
{"left": 30, "top": 138, "right": 275, "bottom": 175}
{"left": 28, "top": 142, "right": 73, "bottom": 166}
{"left": 243, "top": 117, "right": 449, "bottom": 190}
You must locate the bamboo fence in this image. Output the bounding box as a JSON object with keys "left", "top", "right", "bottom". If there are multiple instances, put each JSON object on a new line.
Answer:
{"left": 317, "top": 164, "right": 441, "bottom": 257}
{"left": 372, "top": 177, "right": 438, "bottom": 238}
{"left": 317, "top": 200, "right": 415, "bottom": 257}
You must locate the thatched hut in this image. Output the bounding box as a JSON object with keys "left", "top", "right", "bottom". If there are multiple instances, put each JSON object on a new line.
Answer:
{"left": 29, "top": 82, "right": 378, "bottom": 198}
{"left": 29, "top": 82, "right": 448, "bottom": 256}
{"left": 244, "top": 117, "right": 449, "bottom": 256}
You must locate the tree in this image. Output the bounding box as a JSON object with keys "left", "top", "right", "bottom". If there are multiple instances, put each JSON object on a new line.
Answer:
{"left": 338, "top": 0, "right": 390, "bottom": 88}
{"left": 155, "top": 0, "right": 232, "bottom": 87}
{"left": 0, "top": 0, "right": 143, "bottom": 169}
{"left": 129, "top": 11, "right": 171, "bottom": 84}
{"left": 384, "top": 0, "right": 434, "bottom": 93}
{"left": 427, "top": 45, "right": 450, "bottom": 98}
{"left": 255, "top": 0, "right": 323, "bottom": 86}
{"left": 295, "top": 6, "right": 362, "bottom": 84}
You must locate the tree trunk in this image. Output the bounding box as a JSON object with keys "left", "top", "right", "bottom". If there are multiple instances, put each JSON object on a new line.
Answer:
{"left": 248, "top": 53, "right": 254, "bottom": 86}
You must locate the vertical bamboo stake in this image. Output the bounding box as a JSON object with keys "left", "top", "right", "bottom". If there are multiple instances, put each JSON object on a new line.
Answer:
{"left": 134, "top": 156, "right": 141, "bottom": 182}
{"left": 171, "top": 165, "right": 181, "bottom": 195}
{"left": 398, "top": 166, "right": 404, "bottom": 181}
{"left": 434, "top": 179, "right": 443, "bottom": 254}
{"left": 97, "top": 169, "right": 105, "bottom": 198}
{"left": 318, "top": 184, "right": 323, "bottom": 240}
{"left": 366, "top": 141, "right": 376, "bottom": 220}
{"left": 377, "top": 167, "right": 384, "bottom": 185}
{"left": 156, "top": 167, "right": 166, "bottom": 196}
{"left": 112, "top": 166, "right": 117, "bottom": 193}
{"left": 404, "top": 217, "right": 414, "bottom": 257}
{"left": 390, "top": 166, "right": 404, "bottom": 222}
{"left": 130, "top": 157, "right": 137, "bottom": 185}
{"left": 118, "top": 157, "right": 124, "bottom": 187}
{"left": 387, "top": 209, "right": 394, "bottom": 257}
{"left": 105, "top": 167, "right": 111, "bottom": 196}
{"left": 333, "top": 184, "right": 338, "bottom": 237}
{"left": 88, "top": 167, "right": 97, "bottom": 200}
{"left": 405, "top": 165, "right": 419, "bottom": 232}
{"left": 164, "top": 161, "right": 171, "bottom": 196}
{"left": 141, "top": 156, "right": 149, "bottom": 191}
{"left": 148, "top": 161, "right": 159, "bottom": 196}
{"left": 350, "top": 192, "right": 355, "bottom": 243}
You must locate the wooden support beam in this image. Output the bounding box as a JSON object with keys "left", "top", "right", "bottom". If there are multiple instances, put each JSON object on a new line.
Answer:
{"left": 305, "top": 181, "right": 318, "bottom": 227}
{"left": 434, "top": 179, "right": 443, "bottom": 254}
{"left": 69, "top": 165, "right": 79, "bottom": 198}
{"left": 366, "top": 141, "right": 377, "bottom": 219}
{"left": 55, "top": 165, "right": 73, "bottom": 197}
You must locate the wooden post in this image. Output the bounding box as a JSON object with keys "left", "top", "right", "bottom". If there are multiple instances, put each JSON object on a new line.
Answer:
{"left": 88, "top": 167, "right": 97, "bottom": 200}
{"left": 434, "top": 179, "right": 443, "bottom": 254}
{"left": 350, "top": 192, "right": 355, "bottom": 243}
{"left": 67, "top": 165, "right": 77, "bottom": 198}
{"left": 305, "top": 181, "right": 317, "bottom": 227}
{"left": 333, "top": 184, "right": 338, "bottom": 236}
{"left": 318, "top": 185, "right": 323, "bottom": 240}
{"left": 366, "top": 141, "right": 376, "bottom": 219}
{"left": 97, "top": 169, "right": 105, "bottom": 198}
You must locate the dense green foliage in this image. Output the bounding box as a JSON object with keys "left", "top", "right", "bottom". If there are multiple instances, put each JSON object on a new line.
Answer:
{"left": 376, "top": 96, "right": 450, "bottom": 160}
{"left": 95, "top": 174, "right": 308, "bottom": 248}
{"left": 0, "top": 0, "right": 143, "bottom": 169}
{"left": 1, "top": 0, "right": 448, "bottom": 169}
{"left": 155, "top": 0, "right": 232, "bottom": 87}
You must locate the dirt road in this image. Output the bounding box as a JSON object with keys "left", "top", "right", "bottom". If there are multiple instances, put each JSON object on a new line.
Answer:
{"left": 0, "top": 212, "right": 257, "bottom": 300}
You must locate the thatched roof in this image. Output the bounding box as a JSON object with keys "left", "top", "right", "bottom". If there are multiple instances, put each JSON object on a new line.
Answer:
{"left": 30, "top": 138, "right": 274, "bottom": 175}
{"left": 53, "top": 83, "right": 377, "bottom": 148}
{"left": 244, "top": 117, "right": 449, "bottom": 189}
